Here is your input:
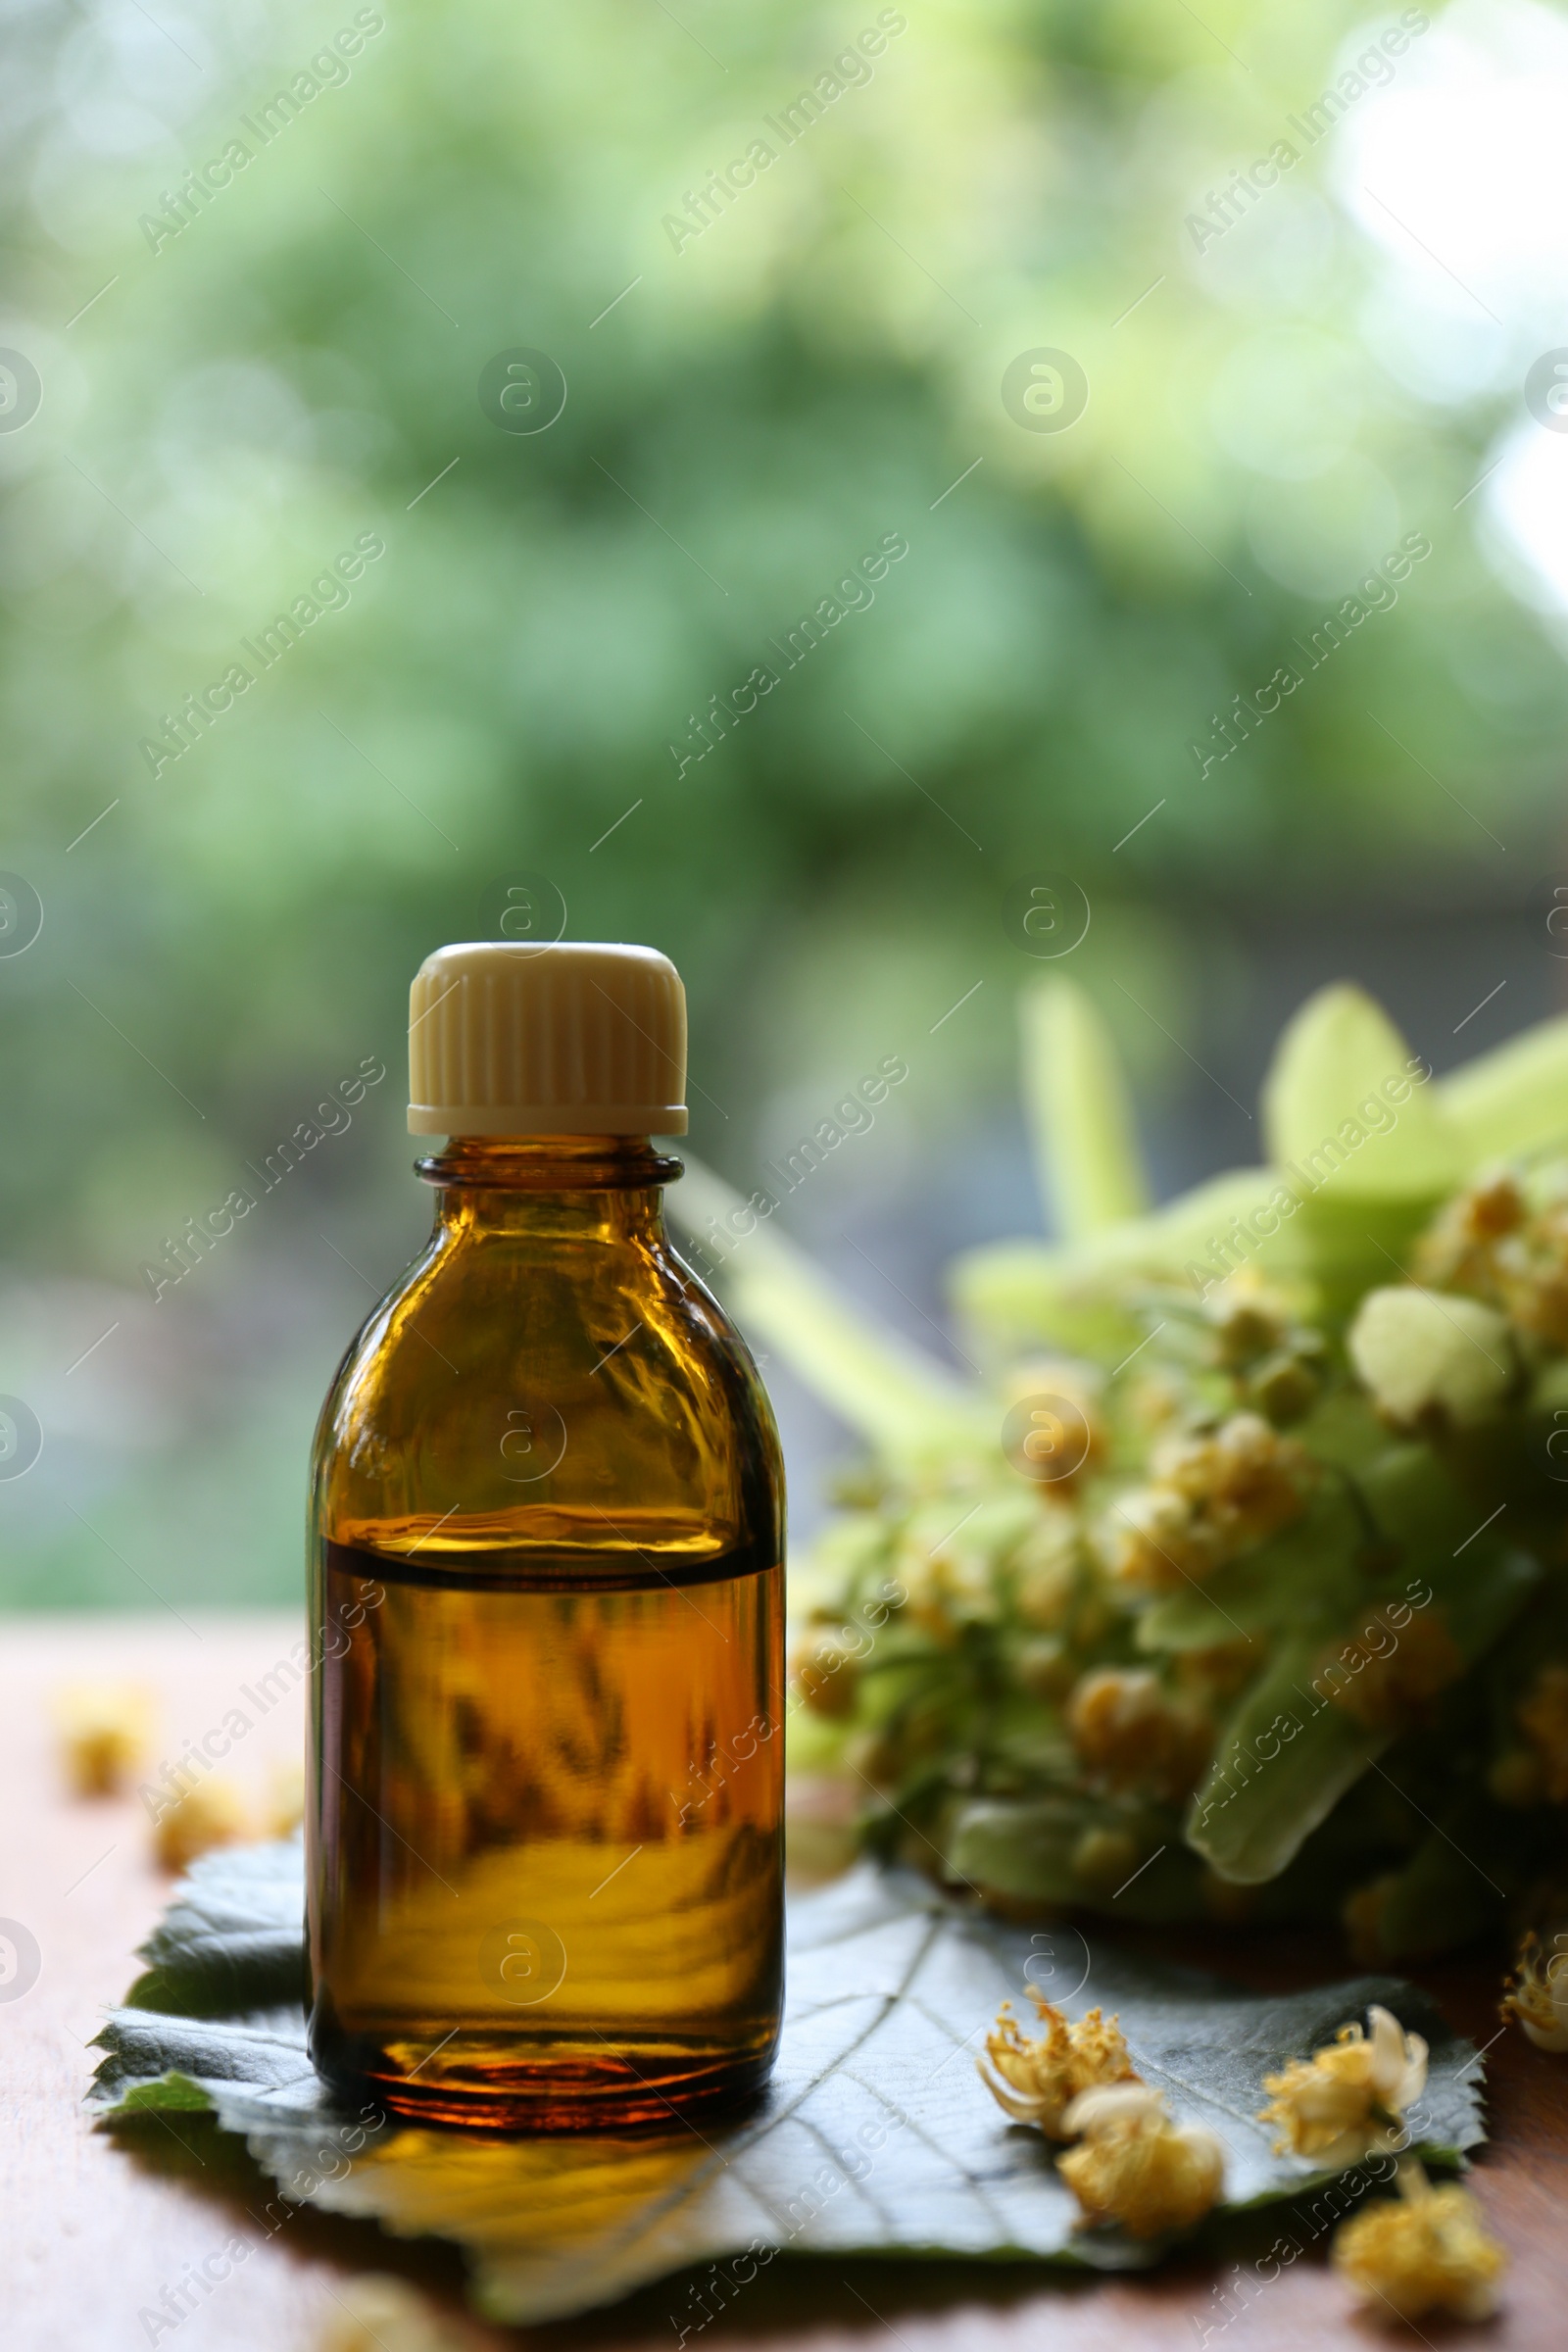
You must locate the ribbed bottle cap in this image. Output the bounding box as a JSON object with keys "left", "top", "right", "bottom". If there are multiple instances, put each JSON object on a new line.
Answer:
{"left": 407, "top": 942, "right": 688, "bottom": 1136}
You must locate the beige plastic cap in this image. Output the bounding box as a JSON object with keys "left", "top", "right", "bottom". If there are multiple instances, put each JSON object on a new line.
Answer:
{"left": 408, "top": 942, "right": 688, "bottom": 1136}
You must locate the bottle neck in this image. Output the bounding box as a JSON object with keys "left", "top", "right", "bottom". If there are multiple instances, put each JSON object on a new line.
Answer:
{"left": 416, "top": 1134, "right": 683, "bottom": 1242}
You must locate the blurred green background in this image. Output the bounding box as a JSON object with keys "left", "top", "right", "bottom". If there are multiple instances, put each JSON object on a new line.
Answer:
{"left": 2, "top": 0, "right": 1565, "bottom": 1605}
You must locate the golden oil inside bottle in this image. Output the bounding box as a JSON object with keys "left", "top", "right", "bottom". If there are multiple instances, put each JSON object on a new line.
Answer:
{"left": 310, "top": 1533, "right": 783, "bottom": 2129}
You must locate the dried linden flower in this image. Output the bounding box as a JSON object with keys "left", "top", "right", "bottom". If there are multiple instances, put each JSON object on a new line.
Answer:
{"left": 1066, "top": 1668, "right": 1213, "bottom": 1803}
{"left": 1517, "top": 1661, "right": 1568, "bottom": 1802}
{"left": 976, "top": 1992, "right": 1139, "bottom": 2139}
{"left": 53, "top": 1682, "right": 153, "bottom": 1796}
{"left": 1332, "top": 2160, "right": 1506, "bottom": 2323}
{"left": 1100, "top": 1414, "right": 1310, "bottom": 1592}
{"left": 1259, "top": 2003, "right": 1428, "bottom": 2168}
{"left": 1501, "top": 1932, "right": 1568, "bottom": 2051}
{"left": 154, "top": 1776, "right": 250, "bottom": 1872}
{"left": 1056, "top": 2082, "right": 1225, "bottom": 2238}
{"left": 1348, "top": 1286, "right": 1513, "bottom": 1428}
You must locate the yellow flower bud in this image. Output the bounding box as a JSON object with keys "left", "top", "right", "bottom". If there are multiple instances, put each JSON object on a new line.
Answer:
{"left": 1067, "top": 1668, "right": 1212, "bottom": 1803}
{"left": 1413, "top": 1172, "right": 1524, "bottom": 1295}
{"left": 1154, "top": 1411, "right": 1308, "bottom": 1527}
{"left": 1204, "top": 1286, "right": 1288, "bottom": 1367}
{"left": 1099, "top": 1484, "right": 1209, "bottom": 1592}
{"left": 1099, "top": 1415, "right": 1310, "bottom": 1593}
{"left": 1001, "top": 1358, "right": 1106, "bottom": 1494}
{"left": 1245, "top": 1350, "right": 1319, "bottom": 1425}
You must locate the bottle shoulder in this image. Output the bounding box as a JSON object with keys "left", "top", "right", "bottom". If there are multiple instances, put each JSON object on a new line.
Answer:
{"left": 313, "top": 1224, "right": 782, "bottom": 1559}
{"left": 321, "top": 1224, "right": 762, "bottom": 1406}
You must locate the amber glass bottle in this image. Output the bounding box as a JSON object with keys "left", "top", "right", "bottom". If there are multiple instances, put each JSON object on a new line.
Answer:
{"left": 306, "top": 943, "right": 784, "bottom": 2130}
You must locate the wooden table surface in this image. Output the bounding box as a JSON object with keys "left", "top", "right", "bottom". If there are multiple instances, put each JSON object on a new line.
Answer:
{"left": 4, "top": 1614, "right": 1564, "bottom": 2352}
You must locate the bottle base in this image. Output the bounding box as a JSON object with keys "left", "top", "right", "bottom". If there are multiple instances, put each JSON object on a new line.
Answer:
{"left": 314, "top": 2027, "right": 777, "bottom": 2134}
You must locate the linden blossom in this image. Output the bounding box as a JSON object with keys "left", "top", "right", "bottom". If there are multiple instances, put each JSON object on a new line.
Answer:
{"left": 137, "top": 7, "right": 386, "bottom": 255}
{"left": 137, "top": 530, "right": 385, "bottom": 779}
{"left": 661, "top": 7, "right": 908, "bottom": 254}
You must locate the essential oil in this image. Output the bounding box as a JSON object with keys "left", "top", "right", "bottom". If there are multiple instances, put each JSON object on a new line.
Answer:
{"left": 306, "top": 943, "right": 785, "bottom": 2129}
